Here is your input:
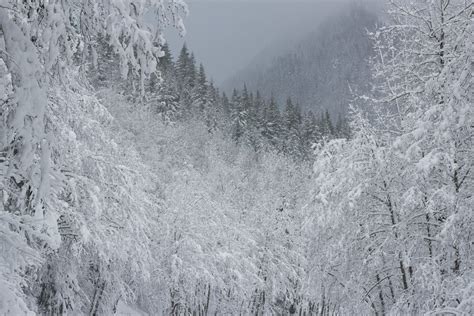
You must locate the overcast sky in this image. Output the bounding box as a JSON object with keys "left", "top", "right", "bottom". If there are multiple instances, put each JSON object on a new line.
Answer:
{"left": 164, "top": 1, "right": 347, "bottom": 85}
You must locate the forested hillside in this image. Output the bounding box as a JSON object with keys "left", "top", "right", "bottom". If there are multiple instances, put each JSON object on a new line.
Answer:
{"left": 0, "top": 0, "right": 472, "bottom": 315}
{"left": 225, "top": 4, "right": 378, "bottom": 117}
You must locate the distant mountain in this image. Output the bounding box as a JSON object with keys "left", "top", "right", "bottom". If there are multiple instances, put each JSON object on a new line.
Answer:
{"left": 223, "top": 4, "right": 378, "bottom": 117}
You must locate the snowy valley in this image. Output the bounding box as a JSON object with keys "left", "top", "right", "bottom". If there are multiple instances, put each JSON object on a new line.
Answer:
{"left": 0, "top": 0, "right": 472, "bottom": 315}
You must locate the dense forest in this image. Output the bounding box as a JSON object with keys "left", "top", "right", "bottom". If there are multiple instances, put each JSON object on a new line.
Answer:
{"left": 97, "top": 40, "right": 350, "bottom": 161}
{"left": 0, "top": 0, "right": 472, "bottom": 315}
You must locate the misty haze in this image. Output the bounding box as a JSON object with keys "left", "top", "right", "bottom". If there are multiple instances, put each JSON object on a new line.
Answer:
{"left": 0, "top": 0, "right": 472, "bottom": 315}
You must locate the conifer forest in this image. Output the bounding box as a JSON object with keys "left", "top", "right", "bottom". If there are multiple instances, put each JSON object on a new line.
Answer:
{"left": 0, "top": 0, "right": 472, "bottom": 315}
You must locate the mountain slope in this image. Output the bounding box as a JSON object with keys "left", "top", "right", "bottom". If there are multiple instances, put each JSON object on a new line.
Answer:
{"left": 224, "top": 4, "right": 378, "bottom": 117}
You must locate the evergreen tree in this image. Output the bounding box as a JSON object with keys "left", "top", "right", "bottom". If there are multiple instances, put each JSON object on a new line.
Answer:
{"left": 188, "top": 53, "right": 197, "bottom": 89}
{"left": 283, "top": 97, "right": 303, "bottom": 158}
{"left": 261, "top": 96, "right": 282, "bottom": 150}
{"left": 175, "top": 44, "right": 196, "bottom": 117}
{"left": 335, "top": 113, "right": 350, "bottom": 139}
{"left": 230, "top": 89, "right": 246, "bottom": 142}
{"left": 89, "top": 34, "right": 121, "bottom": 88}
{"left": 204, "top": 80, "right": 220, "bottom": 133}
{"left": 243, "top": 87, "right": 263, "bottom": 152}
{"left": 145, "top": 43, "right": 181, "bottom": 122}
{"left": 155, "top": 77, "right": 180, "bottom": 123}
{"left": 159, "top": 43, "right": 174, "bottom": 73}
{"left": 221, "top": 92, "right": 231, "bottom": 120}
{"left": 176, "top": 44, "right": 191, "bottom": 85}
{"left": 301, "top": 110, "right": 319, "bottom": 159}
{"left": 254, "top": 90, "right": 265, "bottom": 132}
{"left": 241, "top": 84, "right": 252, "bottom": 124}
{"left": 194, "top": 63, "right": 209, "bottom": 113}
{"left": 319, "top": 110, "right": 334, "bottom": 138}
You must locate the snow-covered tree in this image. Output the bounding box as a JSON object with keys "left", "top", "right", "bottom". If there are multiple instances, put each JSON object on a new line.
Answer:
{"left": 0, "top": 0, "right": 187, "bottom": 313}
{"left": 306, "top": 0, "right": 473, "bottom": 314}
{"left": 282, "top": 97, "right": 303, "bottom": 159}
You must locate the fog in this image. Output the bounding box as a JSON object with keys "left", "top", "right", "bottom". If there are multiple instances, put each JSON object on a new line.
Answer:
{"left": 164, "top": 1, "right": 350, "bottom": 85}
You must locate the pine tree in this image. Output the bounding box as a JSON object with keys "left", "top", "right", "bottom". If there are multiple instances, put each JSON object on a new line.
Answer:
{"left": 243, "top": 87, "right": 263, "bottom": 152}
{"left": 241, "top": 84, "right": 252, "bottom": 124}
{"left": 283, "top": 97, "right": 303, "bottom": 158}
{"left": 176, "top": 44, "right": 197, "bottom": 117}
{"left": 176, "top": 44, "right": 191, "bottom": 85}
{"left": 89, "top": 34, "right": 121, "bottom": 88}
{"left": 194, "top": 63, "right": 209, "bottom": 113}
{"left": 254, "top": 90, "right": 265, "bottom": 132}
{"left": 319, "top": 110, "right": 334, "bottom": 138}
{"left": 159, "top": 43, "right": 174, "bottom": 74}
{"left": 301, "top": 110, "right": 319, "bottom": 159}
{"left": 261, "top": 96, "right": 282, "bottom": 150}
{"left": 221, "top": 92, "right": 231, "bottom": 120}
{"left": 230, "top": 89, "right": 246, "bottom": 142}
{"left": 335, "top": 114, "right": 350, "bottom": 139}
{"left": 188, "top": 53, "right": 197, "bottom": 89}
{"left": 156, "top": 79, "right": 180, "bottom": 123}
{"left": 204, "top": 80, "right": 220, "bottom": 133}
{"left": 145, "top": 43, "right": 181, "bottom": 123}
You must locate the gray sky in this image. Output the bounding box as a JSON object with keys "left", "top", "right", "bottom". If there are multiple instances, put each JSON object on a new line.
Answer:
{"left": 164, "top": 1, "right": 346, "bottom": 85}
